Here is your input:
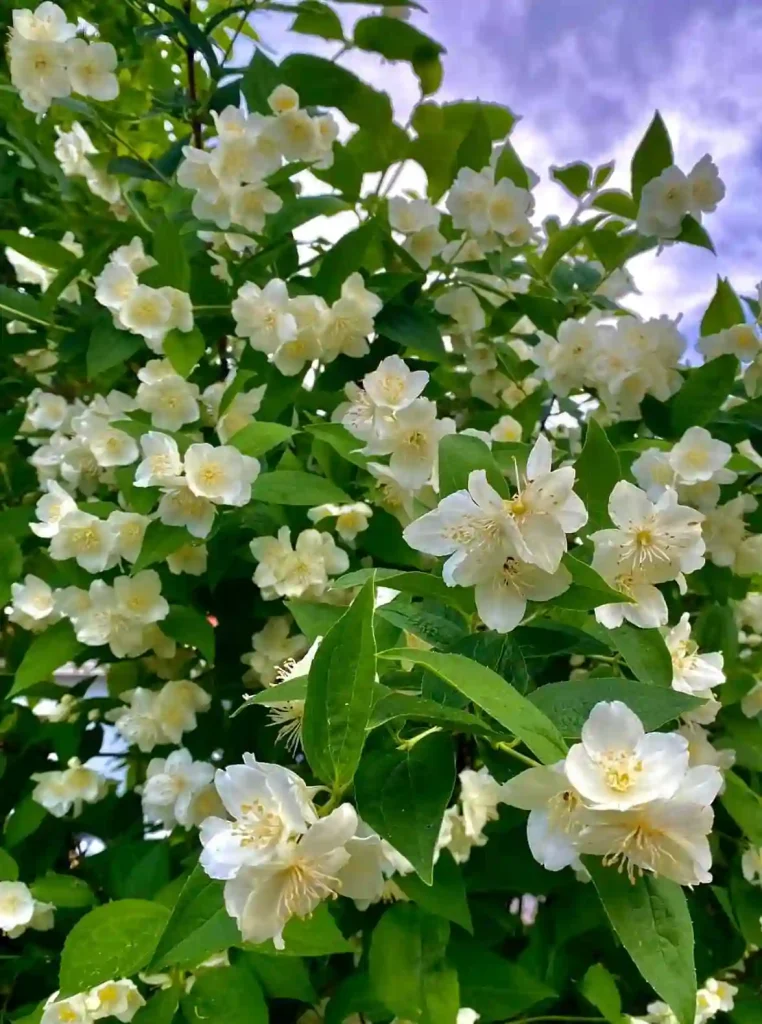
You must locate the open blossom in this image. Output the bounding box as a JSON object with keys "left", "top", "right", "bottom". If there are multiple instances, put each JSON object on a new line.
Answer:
{"left": 200, "top": 755, "right": 317, "bottom": 879}
{"left": 0, "top": 881, "right": 54, "bottom": 939}
{"left": 359, "top": 398, "right": 455, "bottom": 490}
{"left": 158, "top": 484, "right": 216, "bottom": 539}
{"left": 142, "top": 749, "right": 215, "bottom": 830}
{"left": 85, "top": 980, "right": 145, "bottom": 1023}
{"left": 106, "top": 679, "right": 210, "bottom": 752}
{"left": 251, "top": 527, "right": 349, "bottom": 600}
{"left": 565, "top": 701, "right": 689, "bottom": 811}
{"left": 307, "top": 502, "right": 373, "bottom": 544}
{"left": 321, "top": 274, "right": 383, "bottom": 362}
{"left": 501, "top": 763, "right": 585, "bottom": 872}
{"left": 668, "top": 427, "right": 733, "bottom": 484}
{"left": 134, "top": 432, "right": 183, "bottom": 488}
{"left": 222, "top": 803, "right": 356, "bottom": 949}
{"left": 32, "top": 757, "right": 108, "bottom": 818}
{"left": 135, "top": 360, "right": 200, "bottom": 431}
{"left": 241, "top": 616, "right": 309, "bottom": 687}
{"left": 592, "top": 542, "right": 669, "bottom": 630}
{"left": 742, "top": 845, "right": 762, "bottom": 886}
{"left": 184, "top": 443, "right": 260, "bottom": 506}
{"left": 49, "top": 510, "right": 116, "bottom": 573}
{"left": 665, "top": 614, "right": 725, "bottom": 697}
{"left": 9, "top": 574, "right": 59, "bottom": 631}
{"left": 232, "top": 279, "right": 297, "bottom": 354}
{"left": 435, "top": 286, "right": 486, "bottom": 338}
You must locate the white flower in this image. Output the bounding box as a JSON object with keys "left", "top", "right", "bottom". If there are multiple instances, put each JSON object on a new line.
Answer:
{"left": 142, "top": 749, "right": 215, "bottom": 830}
{"left": 435, "top": 287, "right": 486, "bottom": 337}
{"left": 41, "top": 995, "right": 91, "bottom": 1024}
{"left": 637, "top": 165, "right": 691, "bottom": 239}
{"left": 592, "top": 481, "right": 705, "bottom": 582}
{"left": 112, "top": 237, "right": 156, "bottom": 274}
{"left": 134, "top": 432, "right": 184, "bottom": 488}
{"left": 241, "top": 616, "right": 309, "bottom": 687}
{"left": 702, "top": 495, "right": 756, "bottom": 570}
{"left": 65, "top": 39, "right": 119, "bottom": 101}
{"left": 631, "top": 448, "right": 675, "bottom": 500}
{"left": 565, "top": 701, "right": 689, "bottom": 810}
{"left": 24, "top": 390, "right": 69, "bottom": 432}
{"left": 136, "top": 361, "right": 200, "bottom": 431}
{"left": 213, "top": 387, "right": 267, "bottom": 443}
{"left": 578, "top": 765, "right": 722, "bottom": 884}
{"left": 108, "top": 511, "right": 150, "bottom": 564}
{"left": 363, "top": 355, "right": 429, "bottom": 414}
{"left": 698, "top": 323, "right": 761, "bottom": 364}
{"left": 251, "top": 527, "right": 349, "bottom": 601}
{"left": 742, "top": 845, "right": 762, "bottom": 886}
{"left": 687, "top": 155, "right": 725, "bottom": 216}
{"left": 54, "top": 120, "right": 96, "bottom": 175}
{"left": 200, "top": 754, "right": 317, "bottom": 879}
{"left": 9, "top": 574, "right": 58, "bottom": 629}
{"left": 153, "top": 679, "right": 211, "bottom": 744}
{"left": 447, "top": 167, "right": 494, "bottom": 236}
{"left": 230, "top": 182, "right": 282, "bottom": 233}
{"left": 95, "top": 262, "right": 138, "bottom": 312}
{"left": 677, "top": 722, "right": 735, "bottom": 772}
{"left": 665, "top": 614, "right": 725, "bottom": 696}
{"left": 13, "top": 3, "right": 76, "bottom": 42}
{"left": 459, "top": 767, "right": 503, "bottom": 840}
{"left": 453, "top": 550, "right": 572, "bottom": 633}
{"left": 273, "top": 295, "right": 327, "bottom": 376}
{"left": 268, "top": 84, "right": 300, "bottom": 114}
{"left": 8, "top": 36, "right": 70, "bottom": 114}
{"left": 32, "top": 757, "right": 107, "bottom": 818}
{"left": 337, "top": 822, "right": 414, "bottom": 910}
{"left": 491, "top": 415, "right": 523, "bottom": 443}
{"left": 308, "top": 502, "right": 373, "bottom": 544}
{"left": 112, "top": 570, "right": 168, "bottom": 626}
{"left": 184, "top": 443, "right": 260, "bottom": 506}
{"left": 741, "top": 680, "right": 762, "bottom": 720}
{"left": 167, "top": 543, "right": 207, "bottom": 576}
{"left": 320, "top": 274, "right": 383, "bottom": 362}
{"left": 488, "top": 177, "right": 533, "bottom": 238}
{"left": 49, "top": 510, "right": 116, "bottom": 573}
{"left": 592, "top": 542, "right": 669, "bottom": 630}
{"left": 668, "top": 427, "right": 732, "bottom": 484}
{"left": 361, "top": 398, "right": 455, "bottom": 490}
{"left": 232, "top": 280, "right": 297, "bottom": 354}
{"left": 388, "top": 197, "right": 440, "bottom": 235}
{"left": 85, "top": 422, "right": 139, "bottom": 469}
{"left": 119, "top": 286, "right": 174, "bottom": 346}
{"left": 0, "top": 881, "right": 34, "bottom": 936}
{"left": 501, "top": 763, "right": 585, "bottom": 872}
{"left": 222, "top": 804, "right": 356, "bottom": 949}
{"left": 158, "top": 485, "right": 216, "bottom": 539}
{"left": 367, "top": 461, "right": 418, "bottom": 524}
{"left": 86, "top": 981, "right": 144, "bottom": 1023}
{"left": 437, "top": 806, "right": 485, "bottom": 864}
{"left": 5, "top": 895, "right": 54, "bottom": 939}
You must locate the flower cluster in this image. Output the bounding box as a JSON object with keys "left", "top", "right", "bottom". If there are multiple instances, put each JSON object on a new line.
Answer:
{"left": 177, "top": 88, "right": 337, "bottom": 232}
{"left": 232, "top": 273, "right": 383, "bottom": 374}
{"left": 532, "top": 313, "right": 687, "bottom": 419}
{"left": 95, "top": 242, "right": 194, "bottom": 353}
{"left": 42, "top": 980, "right": 144, "bottom": 1024}
{"left": 447, "top": 164, "right": 535, "bottom": 248}
{"left": 629, "top": 977, "right": 737, "bottom": 1024}
{"left": 637, "top": 155, "right": 725, "bottom": 239}
{"left": 54, "top": 122, "right": 121, "bottom": 207}
{"left": 7, "top": 3, "right": 119, "bottom": 115}
{"left": 32, "top": 756, "right": 108, "bottom": 818}
{"left": 141, "top": 748, "right": 220, "bottom": 830}
{"left": 503, "top": 700, "right": 723, "bottom": 884}
{"left": 106, "top": 679, "right": 211, "bottom": 753}
{"left": 251, "top": 527, "right": 349, "bottom": 601}
{"left": 404, "top": 433, "right": 587, "bottom": 632}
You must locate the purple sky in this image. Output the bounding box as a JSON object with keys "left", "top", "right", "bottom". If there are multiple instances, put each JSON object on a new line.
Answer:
{"left": 241, "top": 0, "right": 762, "bottom": 333}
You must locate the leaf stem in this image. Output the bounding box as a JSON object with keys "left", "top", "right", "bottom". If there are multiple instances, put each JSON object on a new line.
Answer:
{"left": 399, "top": 725, "right": 442, "bottom": 751}
{"left": 495, "top": 741, "right": 541, "bottom": 768}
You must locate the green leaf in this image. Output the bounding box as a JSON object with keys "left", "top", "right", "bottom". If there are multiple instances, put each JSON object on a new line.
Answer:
{"left": 377, "top": 601, "right": 465, "bottom": 649}
{"left": 240, "top": 50, "right": 281, "bottom": 115}
{"left": 369, "top": 905, "right": 459, "bottom": 1024}
{"left": 354, "top": 16, "right": 444, "bottom": 94}
{"left": 729, "top": 867, "right": 762, "bottom": 946}
{"left": 182, "top": 964, "right": 267, "bottom": 1024}
{"left": 380, "top": 649, "right": 567, "bottom": 764}
{"left": 438, "top": 433, "right": 508, "bottom": 498}
{"left": 242, "top": 952, "right": 317, "bottom": 1003}
{"left": 396, "top": 851, "right": 472, "bottom": 932}
{"left": 59, "top": 899, "right": 170, "bottom": 996}
{"left": 559, "top": 554, "right": 631, "bottom": 611}
{"left": 0, "top": 536, "right": 23, "bottom": 606}
{"left": 0, "top": 231, "right": 76, "bottom": 269}
{"left": 228, "top": 421, "right": 296, "bottom": 457}
{"left": 674, "top": 214, "right": 715, "bottom": 253}
{"left": 133, "top": 522, "right": 194, "bottom": 573}
{"left": 0, "top": 284, "right": 56, "bottom": 328}
{"left": 375, "top": 304, "right": 444, "bottom": 358}
{"left": 304, "top": 422, "right": 368, "bottom": 468}
{"left": 575, "top": 420, "right": 621, "bottom": 532}
{"left": 540, "top": 224, "right": 587, "bottom": 275}
{"left": 494, "top": 139, "right": 530, "bottom": 189}
{"left": 313, "top": 222, "right": 376, "bottom": 302}
{"left": 579, "top": 963, "right": 623, "bottom": 1024}
{"left": 162, "top": 606, "right": 215, "bottom": 664}
{"left": 700, "top": 277, "right": 746, "bottom": 335}
{"left": 269, "top": 195, "right": 350, "bottom": 236}
{"left": 551, "top": 162, "right": 592, "bottom": 198}
{"left": 631, "top": 112, "right": 674, "bottom": 205}
{"left": 586, "top": 860, "right": 696, "bottom": 1024}
{"left": 87, "top": 321, "right": 143, "bottom": 380}
{"left": 285, "top": 599, "right": 345, "bottom": 642}
{"left": 280, "top": 53, "right": 392, "bottom": 128}
{"left": 454, "top": 107, "right": 492, "bottom": 174}
{"left": 163, "top": 327, "right": 205, "bottom": 378}
{"left": 452, "top": 938, "right": 557, "bottom": 1020}
{"left": 302, "top": 577, "right": 377, "bottom": 789}
{"left": 355, "top": 732, "right": 455, "bottom": 883}
{"left": 589, "top": 621, "right": 673, "bottom": 687}
{"left": 152, "top": 864, "right": 241, "bottom": 970}
{"left": 108, "top": 157, "right": 166, "bottom": 182}
{"left": 529, "top": 678, "right": 702, "bottom": 736}
{"left": 12, "top": 620, "right": 84, "bottom": 696}
{"left": 669, "top": 354, "right": 738, "bottom": 434}
{"left": 249, "top": 903, "right": 352, "bottom": 955}
{"left": 592, "top": 190, "right": 638, "bottom": 219}
{"left": 132, "top": 989, "right": 178, "bottom": 1024}
{"left": 292, "top": 0, "right": 345, "bottom": 41}
{"left": 4, "top": 797, "right": 47, "bottom": 848}
{"left": 31, "top": 873, "right": 95, "bottom": 908}
{"left": 251, "top": 470, "right": 350, "bottom": 505}
{"left": 0, "top": 848, "right": 19, "bottom": 882}
{"left": 721, "top": 771, "right": 762, "bottom": 844}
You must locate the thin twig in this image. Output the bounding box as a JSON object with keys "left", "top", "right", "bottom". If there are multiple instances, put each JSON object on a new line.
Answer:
{"left": 185, "top": 0, "right": 203, "bottom": 149}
